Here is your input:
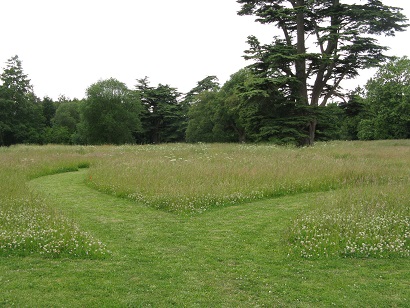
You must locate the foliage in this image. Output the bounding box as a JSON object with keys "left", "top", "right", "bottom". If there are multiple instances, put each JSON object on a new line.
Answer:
{"left": 82, "top": 78, "right": 142, "bottom": 144}
{"left": 184, "top": 70, "right": 247, "bottom": 142}
{"left": 44, "top": 99, "right": 83, "bottom": 144}
{"left": 237, "top": 0, "right": 408, "bottom": 144}
{"left": 1, "top": 51, "right": 409, "bottom": 146}
{"left": 358, "top": 56, "right": 410, "bottom": 140}
{"left": 338, "top": 89, "right": 368, "bottom": 140}
{"left": 184, "top": 75, "right": 220, "bottom": 104}
{"left": 0, "top": 55, "right": 45, "bottom": 145}
{"left": 185, "top": 76, "right": 237, "bottom": 142}
{"left": 135, "top": 77, "right": 187, "bottom": 143}
{"left": 41, "top": 96, "right": 56, "bottom": 128}
{"left": 233, "top": 69, "right": 311, "bottom": 144}
{"left": 186, "top": 91, "right": 235, "bottom": 142}
{"left": 186, "top": 69, "right": 317, "bottom": 145}
{"left": 314, "top": 103, "right": 345, "bottom": 141}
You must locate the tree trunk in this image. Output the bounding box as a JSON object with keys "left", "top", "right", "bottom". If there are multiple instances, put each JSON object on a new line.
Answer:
{"left": 298, "top": 118, "right": 317, "bottom": 146}
{"left": 231, "top": 124, "right": 246, "bottom": 143}
{"left": 238, "top": 132, "right": 246, "bottom": 143}
{"left": 295, "top": 0, "right": 308, "bottom": 105}
{"left": 308, "top": 118, "right": 317, "bottom": 146}
{"left": 294, "top": 0, "right": 316, "bottom": 146}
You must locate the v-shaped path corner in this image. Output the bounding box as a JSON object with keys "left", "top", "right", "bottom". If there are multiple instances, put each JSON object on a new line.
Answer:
{"left": 28, "top": 169, "right": 302, "bottom": 260}
{"left": 28, "top": 169, "right": 190, "bottom": 258}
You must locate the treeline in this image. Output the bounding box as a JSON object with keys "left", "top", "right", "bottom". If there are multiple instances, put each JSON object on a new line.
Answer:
{"left": 1, "top": 55, "right": 409, "bottom": 146}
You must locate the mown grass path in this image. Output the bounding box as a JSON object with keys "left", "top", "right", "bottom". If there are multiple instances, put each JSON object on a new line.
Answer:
{"left": 2, "top": 170, "right": 409, "bottom": 307}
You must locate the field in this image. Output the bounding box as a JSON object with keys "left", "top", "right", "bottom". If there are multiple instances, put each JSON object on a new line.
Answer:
{"left": 1, "top": 141, "right": 409, "bottom": 306}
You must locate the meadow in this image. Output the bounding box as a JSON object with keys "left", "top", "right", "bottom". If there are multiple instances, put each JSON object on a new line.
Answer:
{"left": 1, "top": 141, "right": 409, "bottom": 306}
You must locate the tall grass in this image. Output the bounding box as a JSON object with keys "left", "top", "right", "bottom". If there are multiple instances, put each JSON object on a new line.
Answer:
{"left": 88, "top": 141, "right": 410, "bottom": 214}
{"left": 0, "top": 198, "right": 108, "bottom": 258}
{"left": 288, "top": 183, "right": 410, "bottom": 259}
{"left": 284, "top": 140, "right": 410, "bottom": 259}
{"left": 0, "top": 145, "right": 108, "bottom": 258}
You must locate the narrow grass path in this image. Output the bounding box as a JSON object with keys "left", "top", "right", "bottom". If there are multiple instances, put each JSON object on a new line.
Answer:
{"left": 2, "top": 170, "right": 409, "bottom": 307}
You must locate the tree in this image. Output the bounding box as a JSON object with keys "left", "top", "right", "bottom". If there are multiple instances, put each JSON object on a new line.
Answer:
{"left": 186, "top": 91, "right": 229, "bottom": 142}
{"left": 314, "top": 102, "right": 345, "bottom": 141}
{"left": 184, "top": 75, "right": 220, "bottom": 104}
{"left": 358, "top": 56, "right": 410, "bottom": 140}
{"left": 223, "top": 68, "right": 313, "bottom": 144}
{"left": 338, "top": 88, "right": 367, "bottom": 140}
{"left": 185, "top": 76, "right": 235, "bottom": 143}
{"left": 0, "top": 56, "right": 32, "bottom": 96}
{"left": 0, "top": 90, "right": 13, "bottom": 146}
{"left": 218, "top": 69, "right": 253, "bottom": 142}
{"left": 44, "top": 99, "right": 83, "bottom": 144}
{"left": 42, "top": 96, "right": 56, "bottom": 128}
{"left": 0, "top": 55, "right": 44, "bottom": 145}
{"left": 135, "top": 78, "right": 186, "bottom": 143}
{"left": 237, "top": 0, "right": 408, "bottom": 145}
{"left": 186, "top": 69, "right": 309, "bottom": 144}
{"left": 82, "top": 78, "right": 142, "bottom": 144}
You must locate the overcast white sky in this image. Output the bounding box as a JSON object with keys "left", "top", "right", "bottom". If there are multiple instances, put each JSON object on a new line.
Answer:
{"left": 1, "top": 0, "right": 409, "bottom": 100}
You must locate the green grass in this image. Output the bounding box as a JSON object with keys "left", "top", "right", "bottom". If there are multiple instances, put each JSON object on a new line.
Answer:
{"left": 1, "top": 141, "right": 410, "bottom": 306}
{"left": 87, "top": 142, "right": 409, "bottom": 214}
{"left": 288, "top": 184, "right": 410, "bottom": 259}
{"left": 0, "top": 145, "right": 107, "bottom": 258}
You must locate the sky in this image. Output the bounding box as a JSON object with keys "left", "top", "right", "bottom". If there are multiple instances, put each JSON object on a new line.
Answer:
{"left": 1, "top": 0, "right": 409, "bottom": 100}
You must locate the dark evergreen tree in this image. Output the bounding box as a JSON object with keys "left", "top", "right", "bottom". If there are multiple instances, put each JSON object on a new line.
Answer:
{"left": 135, "top": 78, "right": 186, "bottom": 143}
{"left": 237, "top": 0, "right": 408, "bottom": 145}
{"left": 184, "top": 76, "right": 220, "bottom": 105}
{"left": 221, "top": 69, "right": 311, "bottom": 144}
